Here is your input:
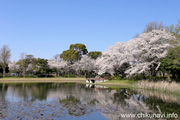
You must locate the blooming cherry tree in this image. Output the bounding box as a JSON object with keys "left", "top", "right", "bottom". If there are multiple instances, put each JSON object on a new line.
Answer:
{"left": 48, "top": 57, "right": 67, "bottom": 76}
{"left": 8, "top": 59, "right": 19, "bottom": 73}
{"left": 96, "top": 30, "right": 175, "bottom": 76}
{"left": 72, "top": 55, "right": 96, "bottom": 75}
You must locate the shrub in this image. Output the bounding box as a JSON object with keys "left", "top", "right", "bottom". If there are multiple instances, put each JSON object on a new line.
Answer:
{"left": 0, "top": 74, "right": 3, "bottom": 78}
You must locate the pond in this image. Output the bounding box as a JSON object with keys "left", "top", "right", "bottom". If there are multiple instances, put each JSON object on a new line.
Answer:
{"left": 0, "top": 83, "right": 180, "bottom": 120}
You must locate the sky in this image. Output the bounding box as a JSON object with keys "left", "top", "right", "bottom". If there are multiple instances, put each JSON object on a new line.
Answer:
{"left": 0, "top": 0, "right": 180, "bottom": 60}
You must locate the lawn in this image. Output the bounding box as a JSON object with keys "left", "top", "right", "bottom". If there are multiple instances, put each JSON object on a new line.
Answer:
{"left": 93, "top": 80, "right": 137, "bottom": 88}
{"left": 0, "top": 77, "right": 86, "bottom": 83}
{"left": 0, "top": 77, "right": 137, "bottom": 88}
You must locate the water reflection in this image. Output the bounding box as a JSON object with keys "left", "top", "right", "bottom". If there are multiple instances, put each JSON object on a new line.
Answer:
{"left": 0, "top": 83, "right": 179, "bottom": 119}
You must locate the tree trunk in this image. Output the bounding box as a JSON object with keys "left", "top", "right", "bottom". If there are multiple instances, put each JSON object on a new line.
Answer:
{"left": 3, "top": 67, "right": 5, "bottom": 77}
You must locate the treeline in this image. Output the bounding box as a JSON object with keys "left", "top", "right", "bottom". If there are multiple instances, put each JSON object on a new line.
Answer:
{"left": 0, "top": 44, "right": 102, "bottom": 78}
{"left": 0, "top": 20, "right": 180, "bottom": 81}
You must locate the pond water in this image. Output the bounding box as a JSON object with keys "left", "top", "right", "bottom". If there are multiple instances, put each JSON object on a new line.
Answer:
{"left": 0, "top": 83, "right": 180, "bottom": 120}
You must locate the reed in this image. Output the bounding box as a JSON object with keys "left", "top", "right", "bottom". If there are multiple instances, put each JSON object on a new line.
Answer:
{"left": 136, "top": 80, "right": 180, "bottom": 94}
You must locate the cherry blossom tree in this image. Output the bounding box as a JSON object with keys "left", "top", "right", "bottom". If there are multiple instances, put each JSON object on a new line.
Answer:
{"left": 72, "top": 55, "right": 96, "bottom": 75}
{"left": 8, "top": 59, "right": 19, "bottom": 74}
{"left": 96, "top": 30, "right": 176, "bottom": 76}
{"left": 48, "top": 56, "right": 67, "bottom": 76}
{"left": 0, "top": 45, "right": 11, "bottom": 77}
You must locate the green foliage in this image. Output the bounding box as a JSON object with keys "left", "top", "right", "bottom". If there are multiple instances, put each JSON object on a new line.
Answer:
{"left": 60, "top": 49, "right": 80, "bottom": 62}
{"left": 87, "top": 51, "right": 102, "bottom": 59}
{"left": 35, "top": 58, "right": 50, "bottom": 75}
{"left": 160, "top": 46, "right": 180, "bottom": 81}
{"left": 0, "top": 74, "right": 3, "bottom": 78}
{"left": 167, "top": 20, "right": 180, "bottom": 40}
{"left": 61, "top": 43, "right": 88, "bottom": 62}
{"left": 109, "top": 76, "right": 122, "bottom": 80}
{"left": 70, "top": 43, "right": 88, "bottom": 56}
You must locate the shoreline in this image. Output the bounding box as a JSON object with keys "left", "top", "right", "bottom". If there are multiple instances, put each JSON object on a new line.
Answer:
{"left": 0, "top": 77, "right": 86, "bottom": 83}
{"left": 0, "top": 78, "right": 136, "bottom": 88}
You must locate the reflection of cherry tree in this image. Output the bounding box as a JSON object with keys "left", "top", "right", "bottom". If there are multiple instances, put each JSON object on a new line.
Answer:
{"left": 1, "top": 83, "right": 179, "bottom": 119}
{"left": 96, "top": 30, "right": 175, "bottom": 76}
{"left": 47, "top": 84, "right": 157, "bottom": 120}
{"left": 60, "top": 95, "right": 93, "bottom": 116}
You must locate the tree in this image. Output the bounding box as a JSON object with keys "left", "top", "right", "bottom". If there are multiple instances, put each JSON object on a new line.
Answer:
{"left": 60, "top": 49, "right": 80, "bottom": 63}
{"left": 0, "top": 45, "right": 11, "bottom": 77}
{"left": 16, "top": 53, "right": 36, "bottom": 77}
{"left": 48, "top": 57, "right": 67, "bottom": 76}
{"left": 61, "top": 43, "right": 88, "bottom": 62}
{"left": 70, "top": 43, "right": 88, "bottom": 57}
{"left": 125, "top": 30, "right": 175, "bottom": 76}
{"left": 167, "top": 19, "right": 180, "bottom": 43}
{"left": 34, "top": 58, "right": 49, "bottom": 76}
{"left": 144, "top": 21, "right": 166, "bottom": 33}
{"left": 17, "top": 52, "right": 28, "bottom": 77}
{"left": 96, "top": 30, "right": 175, "bottom": 76}
{"left": 96, "top": 42, "right": 128, "bottom": 75}
{"left": 160, "top": 46, "right": 180, "bottom": 81}
{"left": 114, "top": 62, "right": 130, "bottom": 78}
{"left": 87, "top": 51, "right": 102, "bottom": 59}
{"left": 72, "top": 55, "right": 96, "bottom": 75}
{"left": 8, "top": 59, "right": 20, "bottom": 74}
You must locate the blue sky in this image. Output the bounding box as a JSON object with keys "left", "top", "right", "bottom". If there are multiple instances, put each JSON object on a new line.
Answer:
{"left": 0, "top": 0, "right": 180, "bottom": 60}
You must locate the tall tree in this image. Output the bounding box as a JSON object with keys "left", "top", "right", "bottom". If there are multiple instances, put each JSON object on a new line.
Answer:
{"left": 60, "top": 49, "right": 79, "bottom": 63}
{"left": 34, "top": 58, "right": 49, "bottom": 76}
{"left": 17, "top": 52, "right": 27, "bottom": 77}
{"left": 160, "top": 46, "right": 180, "bottom": 81}
{"left": 87, "top": 51, "right": 102, "bottom": 59}
{"left": 70, "top": 43, "right": 88, "bottom": 57}
{"left": 61, "top": 43, "right": 88, "bottom": 62}
{"left": 144, "top": 21, "right": 166, "bottom": 33}
{"left": 72, "top": 55, "right": 96, "bottom": 75}
{"left": 48, "top": 57, "right": 67, "bottom": 76}
{"left": 8, "top": 59, "right": 19, "bottom": 74}
{"left": 167, "top": 19, "right": 180, "bottom": 43}
{"left": 96, "top": 30, "right": 175, "bottom": 76}
{"left": 0, "top": 45, "right": 11, "bottom": 77}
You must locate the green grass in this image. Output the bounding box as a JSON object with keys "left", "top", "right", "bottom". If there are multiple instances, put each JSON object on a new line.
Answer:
{"left": 0, "top": 77, "right": 137, "bottom": 88}
{"left": 90, "top": 79, "right": 137, "bottom": 88}
{"left": 0, "top": 77, "right": 86, "bottom": 83}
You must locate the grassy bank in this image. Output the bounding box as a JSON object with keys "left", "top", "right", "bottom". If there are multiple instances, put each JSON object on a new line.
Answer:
{"left": 90, "top": 80, "right": 137, "bottom": 88}
{"left": 0, "top": 77, "right": 137, "bottom": 87}
{"left": 0, "top": 77, "right": 86, "bottom": 83}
